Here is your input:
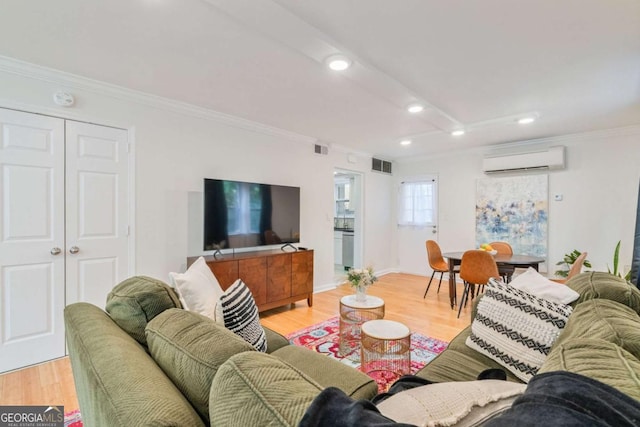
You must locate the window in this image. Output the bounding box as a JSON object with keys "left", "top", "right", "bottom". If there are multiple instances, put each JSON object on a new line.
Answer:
{"left": 398, "top": 178, "right": 437, "bottom": 226}
{"left": 224, "top": 181, "right": 263, "bottom": 234}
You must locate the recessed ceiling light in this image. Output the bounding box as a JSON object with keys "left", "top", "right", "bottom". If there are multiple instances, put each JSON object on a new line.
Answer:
{"left": 517, "top": 117, "right": 536, "bottom": 124}
{"left": 325, "top": 54, "right": 352, "bottom": 71}
{"left": 407, "top": 104, "right": 424, "bottom": 114}
{"left": 451, "top": 130, "right": 465, "bottom": 136}
{"left": 400, "top": 139, "right": 412, "bottom": 146}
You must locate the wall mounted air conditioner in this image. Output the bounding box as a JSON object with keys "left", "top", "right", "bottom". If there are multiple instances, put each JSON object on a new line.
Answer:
{"left": 482, "top": 146, "right": 565, "bottom": 174}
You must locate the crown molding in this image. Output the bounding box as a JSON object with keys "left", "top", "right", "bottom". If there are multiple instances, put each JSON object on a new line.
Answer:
{"left": 330, "top": 142, "right": 374, "bottom": 158}
{"left": 396, "top": 124, "right": 640, "bottom": 164}
{"left": 486, "top": 124, "right": 640, "bottom": 153}
{"left": 0, "top": 55, "right": 317, "bottom": 145}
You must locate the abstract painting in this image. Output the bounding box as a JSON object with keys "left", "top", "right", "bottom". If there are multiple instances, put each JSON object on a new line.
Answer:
{"left": 476, "top": 174, "right": 548, "bottom": 257}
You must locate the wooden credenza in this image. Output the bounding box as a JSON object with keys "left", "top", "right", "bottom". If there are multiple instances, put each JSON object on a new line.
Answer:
{"left": 188, "top": 249, "right": 314, "bottom": 312}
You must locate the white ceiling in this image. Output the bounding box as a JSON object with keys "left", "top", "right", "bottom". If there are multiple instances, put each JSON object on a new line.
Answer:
{"left": 0, "top": 0, "right": 638, "bottom": 159}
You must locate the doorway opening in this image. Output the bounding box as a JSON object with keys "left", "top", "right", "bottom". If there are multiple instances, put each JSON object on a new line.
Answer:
{"left": 333, "top": 169, "right": 363, "bottom": 281}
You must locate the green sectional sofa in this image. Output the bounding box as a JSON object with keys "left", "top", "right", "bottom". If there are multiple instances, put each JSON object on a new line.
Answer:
{"left": 416, "top": 272, "right": 640, "bottom": 399}
{"left": 64, "top": 276, "right": 377, "bottom": 426}
{"left": 65, "top": 272, "right": 640, "bottom": 426}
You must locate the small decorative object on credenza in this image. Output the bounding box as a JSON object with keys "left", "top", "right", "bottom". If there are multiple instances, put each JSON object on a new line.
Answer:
{"left": 347, "top": 266, "right": 378, "bottom": 302}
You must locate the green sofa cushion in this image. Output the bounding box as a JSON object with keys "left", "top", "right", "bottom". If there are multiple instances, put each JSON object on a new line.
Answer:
{"left": 145, "top": 308, "right": 255, "bottom": 423}
{"left": 263, "top": 327, "right": 290, "bottom": 354}
{"left": 65, "top": 303, "right": 205, "bottom": 427}
{"left": 567, "top": 272, "right": 640, "bottom": 314}
{"left": 105, "top": 276, "right": 181, "bottom": 346}
{"left": 415, "top": 327, "right": 523, "bottom": 384}
{"left": 539, "top": 338, "right": 640, "bottom": 402}
{"left": 271, "top": 345, "right": 378, "bottom": 400}
{"left": 553, "top": 298, "right": 640, "bottom": 359}
{"left": 210, "top": 352, "right": 323, "bottom": 427}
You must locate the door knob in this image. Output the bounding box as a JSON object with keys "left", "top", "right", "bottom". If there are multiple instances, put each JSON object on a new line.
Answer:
{"left": 50, "top": 247, "right": 61, "bottom": 255}
{"left": 69, "top": 246, "right": 80, "bottom": 254}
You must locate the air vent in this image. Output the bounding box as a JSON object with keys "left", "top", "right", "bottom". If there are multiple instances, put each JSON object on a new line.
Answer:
{"left": 314, "top": 144, "right": 328, "bottom": 155}
{"left": 372, "top": 158, "right": 392, "bottom": 174}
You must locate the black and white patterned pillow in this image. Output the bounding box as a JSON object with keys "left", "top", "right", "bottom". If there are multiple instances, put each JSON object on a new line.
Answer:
{"left": 218, "top": 279, "right": 267, "bottom": 352}
{"left": 466, "top": 278, "right": 573, "bottom": 382}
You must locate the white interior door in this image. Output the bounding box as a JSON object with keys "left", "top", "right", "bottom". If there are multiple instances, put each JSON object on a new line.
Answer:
{"left": 65, "top": 121, "right": 129, "bottom": 309}
{"left": 0, "top": 109, "right": 66, "bottom": 372}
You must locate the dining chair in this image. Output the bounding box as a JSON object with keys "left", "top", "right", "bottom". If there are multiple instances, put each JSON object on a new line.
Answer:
{"left": 458, "top": 250, "right": 500, "bottom": 318}
{"left": 552, "top": 251, "right": 588, "bottom": 284}
{"left": 490, "top": 241, "right": 515, "bottom": 283}
{"left": 424, "top": 240, "right": 459, "bottom": 298}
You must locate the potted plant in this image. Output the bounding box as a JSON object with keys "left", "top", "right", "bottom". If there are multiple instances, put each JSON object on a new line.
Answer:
{"left": 608, "top": 240, "right": 632, "bottom": 281}
{"left": 555, "top": 250, "right": 592, "bottom": 278}
{"left": 347, "top": 266, "right": 378, "bottom": 302}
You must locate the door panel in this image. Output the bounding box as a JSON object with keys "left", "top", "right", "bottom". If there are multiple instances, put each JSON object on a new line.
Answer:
{"left": 65, "top": 121, "right": 128, "bottom": 309}
{"left": 4, "top": 165, "right": 52, "bottom": 240}
{"left": 0, "top": 108, "right": 65, "bottom": 373}
{"left": 78, "top": 172, "right": 118, "bottom": 237}
{"left": 75, "top": 257, "right": 118, "bottom": 305}
{"left": 3, "top": 263, "right": 53, "bottom": 341}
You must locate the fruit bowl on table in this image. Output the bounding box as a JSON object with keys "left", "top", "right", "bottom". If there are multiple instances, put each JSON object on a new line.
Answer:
{"left": 478, "top": 247, "right": 498, "bottom": 255}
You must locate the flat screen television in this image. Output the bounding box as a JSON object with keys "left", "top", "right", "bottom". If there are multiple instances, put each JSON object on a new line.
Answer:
{"left": 203, "top": 178, "right": 300, "bottom": 251}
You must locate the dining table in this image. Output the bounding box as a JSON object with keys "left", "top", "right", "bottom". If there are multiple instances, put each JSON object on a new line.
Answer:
{"left": 442, "top": 251, "right": 546, "bottom": 309}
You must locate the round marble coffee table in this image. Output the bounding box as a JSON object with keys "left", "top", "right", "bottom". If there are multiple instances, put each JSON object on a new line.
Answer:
{"left": 360, "top": 319, "right": 411, "bottom": 391}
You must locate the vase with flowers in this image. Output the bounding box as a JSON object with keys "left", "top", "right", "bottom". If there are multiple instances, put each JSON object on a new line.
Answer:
{"left": 347, "top": 266, "right": 378, "bottom": 302}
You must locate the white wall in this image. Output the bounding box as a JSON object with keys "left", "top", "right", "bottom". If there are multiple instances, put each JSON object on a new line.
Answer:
{"left": 394, "top": 128, "right": 640, "bottom": 278}
{"left": 5, "top": 59, "right": 635, "bottom": 288}
{"left": 0, "top": 63, "right": 395, "bottom": 289}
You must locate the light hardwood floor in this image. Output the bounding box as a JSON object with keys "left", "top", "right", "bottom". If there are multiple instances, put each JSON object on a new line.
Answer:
{"left": 0, "top": 272, "right": 470, "bottom": 413}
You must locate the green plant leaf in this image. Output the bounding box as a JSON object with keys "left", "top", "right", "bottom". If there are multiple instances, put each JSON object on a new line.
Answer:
{"left": 612, "top": 240, "right": 621, "bottom": 276}
{"left": 555, "top": 270, "right": 569, "bottom": 278}
{"left": 556, "top": 249, "right": 590, "bottom": 278}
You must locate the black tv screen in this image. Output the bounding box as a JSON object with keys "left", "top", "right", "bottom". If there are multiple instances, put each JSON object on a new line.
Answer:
{"left": 203, "top": 178, "right": 300, "bottom": 250}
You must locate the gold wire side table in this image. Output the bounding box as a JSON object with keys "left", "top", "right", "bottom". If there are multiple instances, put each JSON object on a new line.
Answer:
{"left": 338, "top": 295, "right": 385, "bottom": 357}
{"left": 360, "top": 319, "right": 411, "bottom": 391}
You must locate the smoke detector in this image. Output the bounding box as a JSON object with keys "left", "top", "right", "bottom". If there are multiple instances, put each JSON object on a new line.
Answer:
{"left": 53, "top": 91, "right": 75, "bottom": 107}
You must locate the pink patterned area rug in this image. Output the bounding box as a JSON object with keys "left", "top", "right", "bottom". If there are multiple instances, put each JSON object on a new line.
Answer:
{"left": 65, "top": 410, "right": 82, "bottom": 427}
{"left": 286, "top": 316, "right": 448, "bottom": 392}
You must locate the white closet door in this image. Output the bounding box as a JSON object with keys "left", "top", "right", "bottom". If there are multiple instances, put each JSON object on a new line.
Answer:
{"left": 65, "top": 121, "right": 129, "bottom": 309}
{"left": 0, "top": 108, "right": 66, "bottom": 372}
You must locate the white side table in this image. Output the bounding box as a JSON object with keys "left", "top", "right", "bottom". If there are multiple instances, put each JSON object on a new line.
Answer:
{"left": 338, "top": 295, "right": 385, "bottom": 357}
